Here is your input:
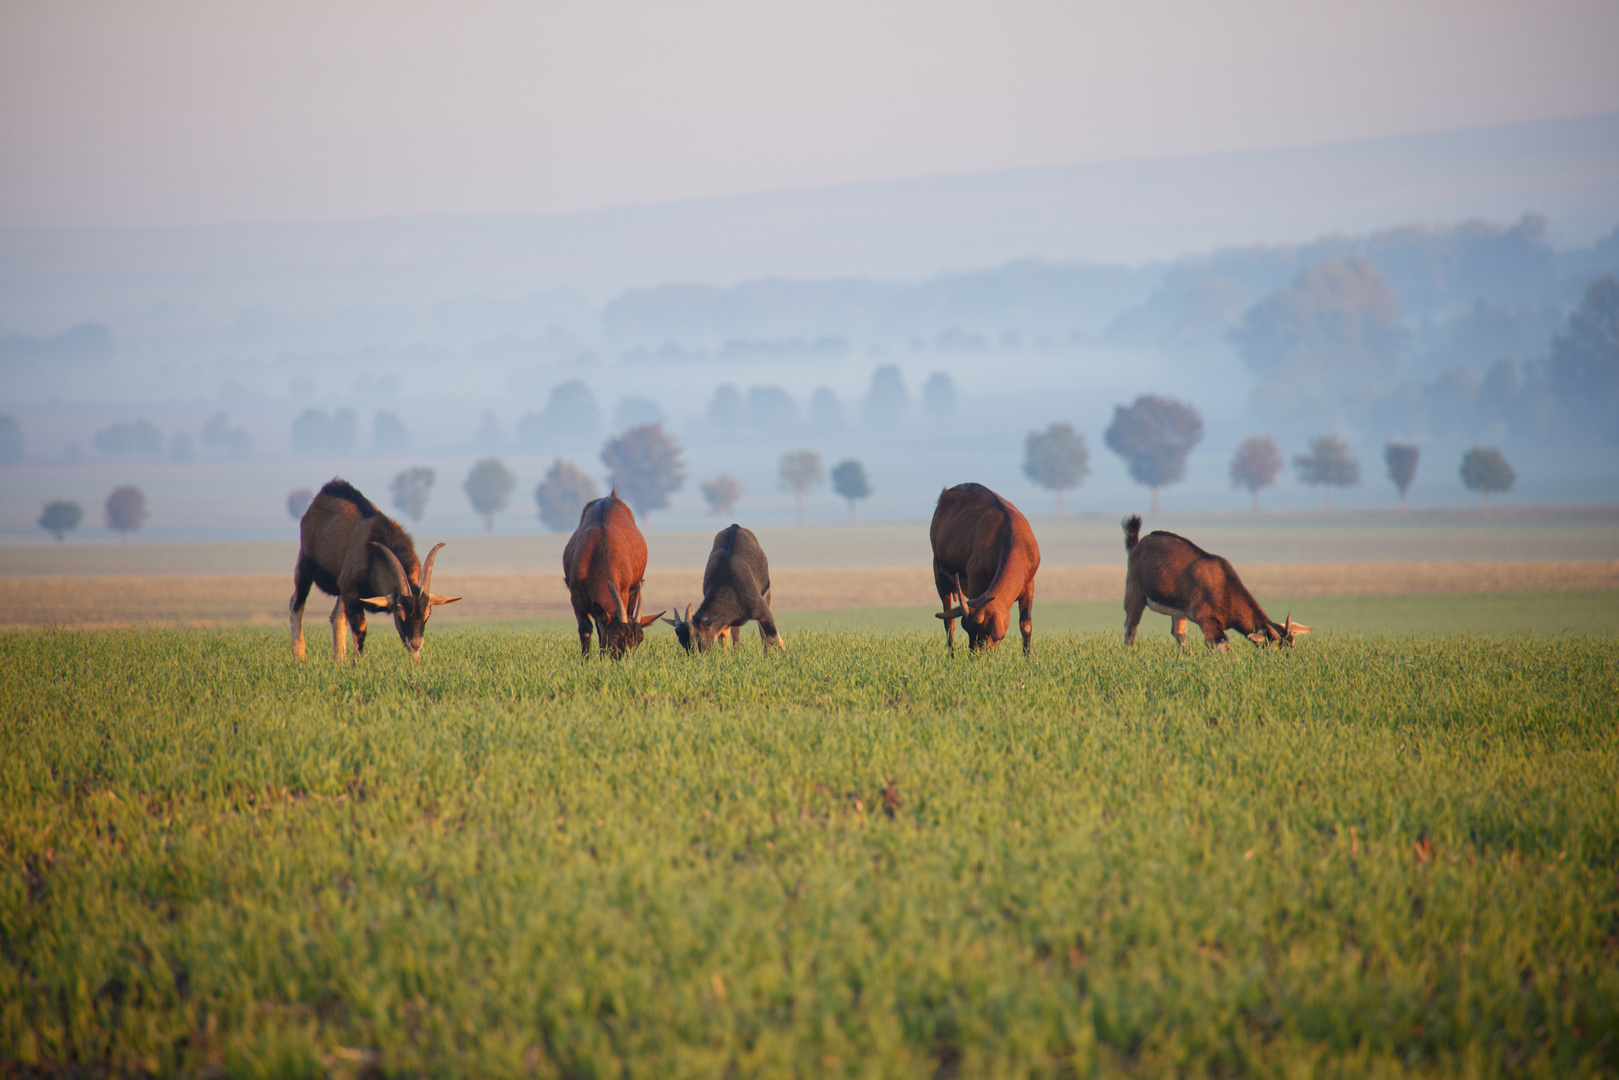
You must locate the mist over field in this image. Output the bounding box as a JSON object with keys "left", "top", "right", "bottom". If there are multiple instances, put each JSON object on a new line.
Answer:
{"left": 2, "top": 114, "right": 1617, "bottom": 543}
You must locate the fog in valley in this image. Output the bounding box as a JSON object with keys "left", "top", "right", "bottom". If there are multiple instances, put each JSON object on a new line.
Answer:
{"left": 3, "top": 114, "right": 1618, "bottom": 545}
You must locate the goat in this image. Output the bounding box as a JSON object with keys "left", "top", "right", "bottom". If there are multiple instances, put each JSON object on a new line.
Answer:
{"left": 562, "top": 492, "right": 665, "bottom": 658}
{"left": 1122, "top": 514, "right": 1310, "bottom": 650}
{"left": 664, "top": 523, "right": 784, "bottom": 652}
{"left": 290, "top": 478, "right": 460, "bottom": 662}
{"left": 930, "top": 482, "right": 1041, "bottom": 652}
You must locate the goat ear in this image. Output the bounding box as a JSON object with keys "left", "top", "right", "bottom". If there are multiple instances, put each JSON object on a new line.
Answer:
{"left": 638, "top": 610, "right": 666, "bottom": 627}
{"left": 360, "top": 595, "right": 395, "bottom": 612}
{"left": 661, "top": 616, "right": 679, "bottom": 627}
{"left": 428, "top": 594, "right": 462, "bottom": 606}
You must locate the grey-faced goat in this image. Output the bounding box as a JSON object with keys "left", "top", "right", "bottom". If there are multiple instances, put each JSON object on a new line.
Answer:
{"left": 665, "top": 523, "right": 784, "bottom": 652}
{"left": 291, "top": 479, "right": 460, "bottom": 662}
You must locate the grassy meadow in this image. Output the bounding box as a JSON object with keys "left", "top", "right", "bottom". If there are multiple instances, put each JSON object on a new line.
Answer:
{"left": 3, "top": 625, "right": 1617, "bottom": 1077}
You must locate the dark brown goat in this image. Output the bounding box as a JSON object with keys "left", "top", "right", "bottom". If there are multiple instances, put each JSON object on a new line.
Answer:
{"left": 664, "top": 524, "right": 784, "bottom": 653}
{"left": 930, "top": 483, "right": 1041, "bottom": 653}
{"left": 291, "top": 479, "right": 460, "bottom": 662}
{"left": 562, "top": 492, "right": 665, "bottom": 658}
{"left": 1122, "top": 514, "right": 1309, "bottom": 650}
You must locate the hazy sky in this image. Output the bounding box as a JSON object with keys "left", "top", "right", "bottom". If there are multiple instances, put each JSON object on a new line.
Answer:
{"left": 2, "top": 0, "right": 1616, "bottom": 229}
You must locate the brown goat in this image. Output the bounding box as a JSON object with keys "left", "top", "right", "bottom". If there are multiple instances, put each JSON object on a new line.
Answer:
{"left": 1122, "top": 514, "right": 1309, "bottom": 650}
{"left": 291, "top": 479, "right": 460, "bottom": 662}
{"left": 930, "top": 482, "right": 1041, "bottom": 653}
{"left": 562, "top": 492, "right": 665, "bottom": 658}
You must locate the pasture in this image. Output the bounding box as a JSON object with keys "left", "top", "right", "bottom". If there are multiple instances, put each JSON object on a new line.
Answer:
{"left": 3, "top": 624, "right": 1616, "bottom": 1077}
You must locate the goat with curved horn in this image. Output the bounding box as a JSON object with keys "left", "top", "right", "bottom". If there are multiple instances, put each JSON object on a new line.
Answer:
{"left": 562, "top": 493, "right": 665, "bottom": 659}
{"left": 288, "top": 478, "right": 461, "bottom": 664}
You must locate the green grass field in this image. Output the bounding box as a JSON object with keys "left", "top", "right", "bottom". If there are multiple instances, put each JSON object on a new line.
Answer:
{"left": 3, "top": 626, "right": 1617, "bottom": 1077}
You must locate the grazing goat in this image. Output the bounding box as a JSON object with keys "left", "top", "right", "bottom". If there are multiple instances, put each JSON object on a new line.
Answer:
{"left": 562, "top": 492, "right": 665, "bottom": 658}
{"left": 291, "top": 478, "right": 460, "bottom": 662}
{"left": 1122, "top": 514, "right": 1309, "bottom": 650}
{"left": 664, "top": 523, "right": 784, "bottom": 652}
{"left": 930, "top": 482, "right": 1041, "bottom": 653}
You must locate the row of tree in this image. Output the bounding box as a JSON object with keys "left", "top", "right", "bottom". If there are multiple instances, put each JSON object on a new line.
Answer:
{"left": 1019, "top": 393, "right": 1515, "bottom": 513}
{"left": 37, "top": 486, "right": 148, "bottom": 541}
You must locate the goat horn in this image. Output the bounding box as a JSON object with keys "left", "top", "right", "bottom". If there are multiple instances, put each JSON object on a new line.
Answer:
{"left": 607, "top": 578, "right": 627, "bottom": 624}
{"left": 421, "top": 542, "right": 446, "bottom": 595}
{"left": 371, "top": 542, "right": 411, "bottom": 597}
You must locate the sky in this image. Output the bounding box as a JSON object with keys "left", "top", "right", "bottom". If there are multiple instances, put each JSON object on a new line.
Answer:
{"left": 1, "top": 0, "right": 1617, "bottom": 229}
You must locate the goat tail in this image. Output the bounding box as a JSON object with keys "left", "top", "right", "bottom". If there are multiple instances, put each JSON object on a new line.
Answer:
{"left": 1122, "top": 514, "right": 1142, "bottom": 551}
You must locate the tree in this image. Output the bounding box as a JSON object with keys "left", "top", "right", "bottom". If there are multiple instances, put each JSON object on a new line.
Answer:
{"left": 0, "top": 416, "right": 23, "bottom": 464}
{"left": 1230, "top": 257, "right": 1408, "bottom": 385}
{"left": 601, "top": 423, "right": 685, "bottom": 517}
{"left": 1544, "top": 274, "right": 1618, "bottom": 441}
{"left": 463, "top": 458, "right": 515, "bottom": 532}
{"left": 543, "top": 380, "right": 602, "bottom": 443}
{"left": 375, "top": 411, "right": 410, "bottom": 453}
{"left": 830, "top": 459, "right": 871, "bottom": 521}
{"left": 1384, "top": 443, "right": 1420, "bottom": 508}
{"left": 39, "top": 500, "right": 82, "bottom": 541}
{"left": 169, "top": 434, "right": 194, "bottom": 462}
{"left": 700, "top": 474, "right": 744, "bottom": 516}
{"left": 1229, "top": 435, "right": 1284, "bottom": 511}
{"left": 709, "top": 384, "right": 745, "bottom": 432}
{"left": 1292, "top": 435, "right": 1360, "bottom": 508}
{"left": 94, "top": 420, "right": 162, "bottom": 458}
{"left": 1104, "top": 394, "right": 1204, "bottom": 512}
{"left": 535, "top": 458, "right": 598, "bottom": 531}
{"left": 105, "top": 485, "right": 148, "bottom": 541}
{"left": 200, "top": 412, "right": 250, "bottom": 459}
{"left": 809, "top": 388, "right": 844, "bottom": 431}
{"left": 286, "top": 488, "right": 313, "bottom": 520}
{"left": 921, "top": 373, "right": 958, "bottom": 418}
{"left": 1022, "top": 422, "right": 1089, "bottom": 515}
{"left": 290, "top": 408, "right": 331, "bottom": 455}
{"left": 391, "top": 467, "right": 435, "bottom": 522}
{"left": 1460, "top": 447, "right": 1515, "bottom": 510}
{"left": 862, "top": 365, "right": 909, "bottom": 427}
{"left": 779, "top": 449, "right": 825, "bottom": 525}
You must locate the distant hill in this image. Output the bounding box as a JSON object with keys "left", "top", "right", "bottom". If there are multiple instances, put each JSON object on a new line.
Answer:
{"left": 1, "top": 112, "right": 1615, "bottom": 336}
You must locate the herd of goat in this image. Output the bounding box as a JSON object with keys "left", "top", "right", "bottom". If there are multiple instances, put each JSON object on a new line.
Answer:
{"left": 289, "top": 477, "right": 1310, "bottom": 663}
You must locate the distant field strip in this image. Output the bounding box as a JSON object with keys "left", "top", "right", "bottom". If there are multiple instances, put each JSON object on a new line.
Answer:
{"left": 3, "top": 560, "right": 1617, "bottom": 628}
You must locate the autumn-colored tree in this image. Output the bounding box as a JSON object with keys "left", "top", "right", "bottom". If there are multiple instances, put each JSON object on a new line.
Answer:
{"left": 601, "top": 423, "right": 685, "bottom": 517}
{"left": 1229, "top": 435, "right": 1284, "bottom": 511}
{"left": 105, "top": 485, "right": 148, "bottom": 541}
{"left": 779, "top": 449, "right": 825, "bottom": 525}
{"left": 700, "top": 474, "right": 745, "bottom": 517}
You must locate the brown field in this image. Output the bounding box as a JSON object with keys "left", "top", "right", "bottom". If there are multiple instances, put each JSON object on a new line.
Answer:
{"left": 4, "top": 560, "right": 1615, "bottom": 630}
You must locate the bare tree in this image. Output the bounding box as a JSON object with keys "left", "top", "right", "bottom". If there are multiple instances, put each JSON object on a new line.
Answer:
{"left": 700, "top": 474, "right": 744, "bottom": 516}
{"left": 601, "top": 423, "right": 685, "bottom": 517}
{"left": 1293, "top": 435, "right": 1360, "bottom": 509}
{"left": 1460, "top": 447, "right": 1515, "bottom": 510}
{"left": 286, "top": 488, "right": 314, "bottom": 520}
{"left": 463, "top": 458, "right": 516, "bottom": 532}
{"left": 39, "top": 500, "right": 82, "bottom": 541}
{"left": 1384, "top": 443, "right": 1420, "bottom": 508}
{"left": 390, "top": 467, "right": 435, "bottom": 522}
{"left": 536, "top": 458, "right": 599, "bottom": 531}
{"left": 779, "top": 449, "right": 825, "bottom": 525}
{"left": 1104, "top": 394, "right": 1204, "bottom": 512}
{"left": 830, "top": 459, "right": 871, "bottom": 521}
{"left": 105, "top": 485, "right": 148, "bottom": 541}
{"left": 1229, "top": 435, "right": 1284, "bottom": 511}
{"left": 1022, "top": 422, "right": 1089, "bottom": 515}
